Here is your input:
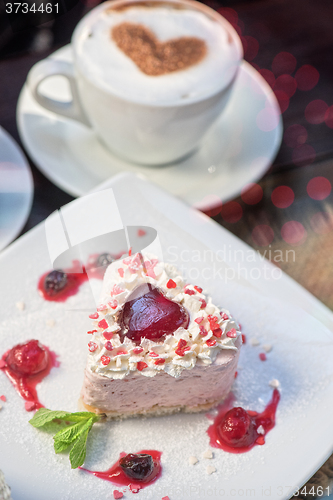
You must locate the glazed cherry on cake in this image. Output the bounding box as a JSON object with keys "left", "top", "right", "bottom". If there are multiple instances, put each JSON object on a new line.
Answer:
{"left": 120, "top": 284, "right": 189, "bottom": 342}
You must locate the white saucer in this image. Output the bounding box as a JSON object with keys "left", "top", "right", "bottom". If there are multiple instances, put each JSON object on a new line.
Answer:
{"left": 17, "top": 45, "right": 282, "bottom": 210}
{"left": 0, "top": 127, "right": 34, "bottom": 252}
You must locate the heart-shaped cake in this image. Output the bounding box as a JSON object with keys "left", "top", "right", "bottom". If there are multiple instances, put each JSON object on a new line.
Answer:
{"left": 111, "top": 22, "right": 207, "bottom": 76}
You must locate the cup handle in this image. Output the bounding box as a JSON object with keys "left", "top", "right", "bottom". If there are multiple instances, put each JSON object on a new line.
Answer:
{"left": 27, "top": 58, "right": 91, "bottom": 127}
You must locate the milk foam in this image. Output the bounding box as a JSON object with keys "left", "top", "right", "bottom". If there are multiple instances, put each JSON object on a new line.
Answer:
{"left": 74, "top": 1, "right": 241, "bottom": 104}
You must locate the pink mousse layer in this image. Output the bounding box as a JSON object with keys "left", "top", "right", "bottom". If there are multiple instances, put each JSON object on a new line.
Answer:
{"left": 81, "top": 337, "right": 241, "bottom": 415}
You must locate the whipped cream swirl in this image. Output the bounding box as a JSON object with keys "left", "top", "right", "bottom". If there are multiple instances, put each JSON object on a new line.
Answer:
{"left": 86, "top": 253, "right": 241, "bottom": 379}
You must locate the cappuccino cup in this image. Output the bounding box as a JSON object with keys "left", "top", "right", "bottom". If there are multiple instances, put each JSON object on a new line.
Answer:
{"left": 28, "top": 0, "right": 243, "bottom": 165}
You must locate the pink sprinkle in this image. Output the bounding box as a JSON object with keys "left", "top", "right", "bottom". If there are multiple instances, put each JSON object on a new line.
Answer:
{"left": 87, "top": 330, "right": 97, "bottom": 335}
{"left": 113, "top": 490, "right": 123, "bottom": 499}
{"left": 144, "top": 259, "right": 158, "bottom": 279}
{"left": 194, "top": 286, "right": 203, "bottom": 293}
{"left": 227, "top": 328, "right": 237, "bottom": 338}
{"left": 133, "top": 347, "right": 143, "bottom": 355}
{"left": 199, "top": 299, "right": 207, "bottom": 309}
{"left": 0, "top": 360, "right": 6, "bottom": 369}
{"left": 97, "top": 304, "right": 107, "bottom": 311}
{"left": 199, "top": 326, "right": 208, "bottom": 336}
{"left": 0, "top": 395, "right": 6, "bottom": 402}
{"left": 149, "top": 351, "right": 159, "bottom": 358}
{"left": 220, "top": 313, "right": 229, "bottom": 321}
{"left": 118, "top": 268, "right": 124, "bottom": 278}
{"left": 103, "top": 331, "right": 113, "bottom": 340}
{"left": 137, "top": 361, "right": 148, "bottom": 371}
{"left": 25, "top": 401, "right": 37, "bottom": 411}
{"left": 213, "top": 328, "right": 222, "bottom": 338}
{"left": 108, "top": 299, "right": 118, "bottom": 309}
{"left": 98, "top": 319, "right": 108, "bottom": 330}
{"left": 259, "top": 353, "right": 267, "bottom": 361}
{"left": 234, "top": 371, "right": 238, "bottom": 378}
{"left": 154, "top": 358, "right": 165, "bottom": 365}
{"left": 162, "top": 497, "right": 170, "bottom": 500}
{"left": 89, "top": 312, "right": 99, "bottom": 320}
{"left": 184, "top": 288, "right": 195, "bottom": 295}
{"left": 242, "top": 334, "right": 246, "bottom": 344}
{"left": 111, "top": 284, "right": 124, "bottom": 296}
{"left": 166, "top": 279, "right": 177, "bottom": 289}
{"left": 195, "top": 317, "right": 204, "bottom": 324}
{"left": 123, "top": 257, "right": 131, "bottom": 265}
{"left": 101, "top": 355, "right": 110, "bottom": 366}
{"left": 88, "top": 342, "right": 98, "bottom": 352}
{"left": 105, "top": 341, "right": 113, "bottom": 351}
{"left": 137, "top": 229, "right": 146, "bottom": 237}
{"left": 116, "top": 350, "right": 128, "bottom": 356}
{"left": 206, "top": 339, "right": 217, "bottom": 347}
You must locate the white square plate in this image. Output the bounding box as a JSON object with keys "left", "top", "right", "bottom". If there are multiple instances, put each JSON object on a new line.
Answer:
{"left": 1, "top": 173, "right": 333, "bottom": 500}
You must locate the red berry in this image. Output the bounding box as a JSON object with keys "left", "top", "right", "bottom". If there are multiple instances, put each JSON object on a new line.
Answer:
{"left": 218, "top": 407, "right": 256, "bottom": 448}
{"left": 119, "top": 453, "right": 154, "bottom": 481}
{"left": 5, "top": 340, "right": 49, "bottom": 375}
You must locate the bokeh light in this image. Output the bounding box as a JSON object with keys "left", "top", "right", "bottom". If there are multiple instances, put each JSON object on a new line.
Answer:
{"left": 242, "top": 36, "right": 259, "bottom": 61}
{"left": 241, "top": 183, "right": 263, "bottom": 205}
{"left": 252, "top": 225, "right": 274, "bottom": 246}
{"left": 304, "top": 100, "right": 328, "bottom": 124}
{"left": 218, "top": 7, "right": 238, "bottom": 25}
{"left": 274, "top": 74, "right": 297, "bottom": 98}
{"left": 272, "top": 52, "right": 297, "bottom": 76}
{"left": 256, "top": 107, "right": 280, "bottom": 131}
{"left": 307, "top": 177, "right": 331, "bottom": 200}
{"left": 310, "top": 212, "right": 333, "bottom": 234}
{"left": 271, "top": 186, "right": 295, "bottom": 208}
{"left": 292, "top": 144, "right": 316, "bottom": 166}
{"left": 295, "top": 65, "right": 319, "bottom": 91}
{"left": 273, "top": 90, "right": 289, "bottom": 113}
{"left": 284, "top": 124, "right": 308, "bottom": 148}
{"left": 259, "top": 69, "right": 275, "bottom": 88}
{"left": 281, "top": 221, "right": 307, "bottom": 245}
{"left": 220, "top": 201, "right": 243, "bottom": 223}
{"left": 324, "top": 106, "right": 333, "bottom": 128}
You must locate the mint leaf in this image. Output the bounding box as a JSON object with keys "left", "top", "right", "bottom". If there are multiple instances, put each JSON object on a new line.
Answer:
{"left": 53, "top": 420, "right": 89, "bottom": 446}
{"left": 69, "top": 425, "right": 92, "bottom": 469}
{"left": 29, "top": 408, "right": 101, "bottom": 468}
{"left": 29, "top": 409, "right": 74, "bottom": 428}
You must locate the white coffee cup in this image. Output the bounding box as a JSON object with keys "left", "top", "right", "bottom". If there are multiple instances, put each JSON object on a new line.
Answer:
{"left": 27, "top": 0, "right": 243, "bottom": 165}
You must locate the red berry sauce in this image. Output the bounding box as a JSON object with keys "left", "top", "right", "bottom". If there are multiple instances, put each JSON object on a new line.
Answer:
{"left": 38, "top": 261, "right": 89, "bottom": 302}
{"left": 0, "top": 339, "right": 59, "bottom": 411}
{"left": 80, "top": 450, "right": 162, "bottom": 493}
{"left": 38, "top": 252, "right": 124, "bottom": 302}
{"left": 207, "top": 389, "right": 280, "bottom": 453}
{"left": 120, "top": 284, "right": 189, "bottom": 342}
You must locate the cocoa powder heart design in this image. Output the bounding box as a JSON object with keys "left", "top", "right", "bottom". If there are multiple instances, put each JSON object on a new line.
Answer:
{"left": 111, "top": 22, "right": 207, "bottom": 76}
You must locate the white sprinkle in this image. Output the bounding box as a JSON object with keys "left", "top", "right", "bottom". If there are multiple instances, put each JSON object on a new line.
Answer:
{"left": 206, "top": 466, "right": 216, "bottom": 475}
{"left": 269, "top": 379, "right": 280, "bottom": 388}
{"left": 263, "top": 344, "right": 272, "bottom": 353}
{"left": 189, "top": 456, "right": 198, "bottom": 465}
{"left": 16, "top": 301, "right": 25, "bottom": 311}
{"left": 46, "top": 319, "right": 56, "bottom": 327}
{"left": 257, "top": 425, "right": 265, "bottom": 435}
{"left": 202, "top": 450, "right": 213, "bottom": 459}
{"left": 250, "top": 337, "right": 260, "bottom": 346}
